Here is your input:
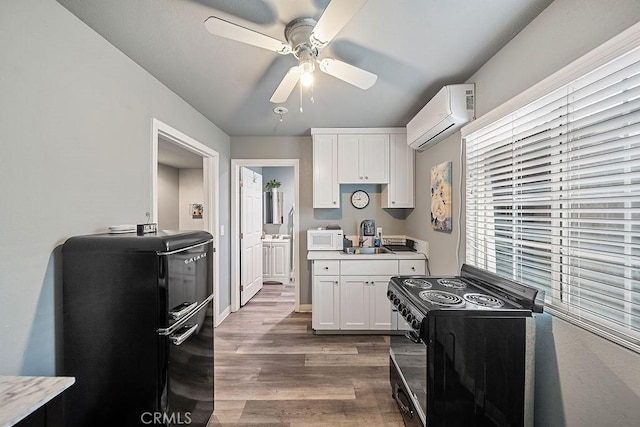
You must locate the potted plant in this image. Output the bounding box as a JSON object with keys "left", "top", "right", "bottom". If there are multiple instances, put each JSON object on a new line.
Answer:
{"left": 264, "top": 179, "right": 281, "bottom": 191}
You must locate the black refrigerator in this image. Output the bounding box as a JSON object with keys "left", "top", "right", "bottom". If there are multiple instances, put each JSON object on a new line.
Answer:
{"left": 62, "top": 230, "right": 214, "bottom": 427}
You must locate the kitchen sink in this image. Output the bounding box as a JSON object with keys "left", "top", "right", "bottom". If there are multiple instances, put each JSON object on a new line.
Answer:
{"left": 342, "top": 246, "right": 393, "bottom": 255}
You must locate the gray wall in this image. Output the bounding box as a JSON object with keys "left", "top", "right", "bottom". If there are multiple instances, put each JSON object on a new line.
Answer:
{"left": 178, "top": 168, "right": 205, "bottom": 231}
{"left": 0, "top": 0, "right": 231, "bottom": 375}
{"left": 158, "top": 164, "right": 179, "bottom": 230}
{"left": 231, "top": 136, "right": 410, "bottom": 304}
{"left": 410, "top": 0, "right": 640, "bottom": 425}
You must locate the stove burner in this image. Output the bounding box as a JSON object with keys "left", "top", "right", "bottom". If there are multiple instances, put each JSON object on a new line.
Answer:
{"left": 463, "top": 293, "right": 505, "bottom": 308}
{"left": 403, "top": 278, "right": 433, "bottom": 289}
{"left": 437, "top": 278, "right": 467, "bottom": 289}
{"left": 419, "top": 290, "right": 464, "bottom": 307}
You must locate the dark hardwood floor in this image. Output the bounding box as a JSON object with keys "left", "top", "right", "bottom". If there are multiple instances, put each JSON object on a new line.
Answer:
{"left": 208, "top": 282, "right": 404, "bottom": 426}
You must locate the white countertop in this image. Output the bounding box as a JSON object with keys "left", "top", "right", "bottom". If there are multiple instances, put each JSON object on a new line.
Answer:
{"left": 0, "top": 376, "right": 75, "bottom": 427}
{"left": 307, "top": 250, "right": 426, "bottom": 261}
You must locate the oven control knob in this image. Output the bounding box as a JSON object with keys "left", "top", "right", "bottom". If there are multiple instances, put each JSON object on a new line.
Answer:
{"left": 386, "top": 290, "right": 393, "bottom": 299}
{"left": 412, "top": 320, "right": 421, "bottom": 330}
{"left": 397, "top": 303, "right": 405, "bottom": 313}
{"left": 401, "top": 307, "right": 410, "bottom": 317}
{"left": 405, "top": 312, "right": 414, "bottom": 322}
{"left": 394, "top": 297, "right": 400, "bottom": 305}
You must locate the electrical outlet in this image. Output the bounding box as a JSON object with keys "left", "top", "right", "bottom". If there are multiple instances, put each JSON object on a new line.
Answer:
{"left": 376, "top": 227, "right": 382, "bottom": 236}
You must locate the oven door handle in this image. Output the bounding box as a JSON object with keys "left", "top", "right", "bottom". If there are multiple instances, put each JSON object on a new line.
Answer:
{"left": 170, "top": 324, "right": 198, "bottom": 346}
{"left": 393, "top": 383, "right": 414, "bottom": 419}
{"left": 404, "top": 330, "right": 422, "bottom": 344}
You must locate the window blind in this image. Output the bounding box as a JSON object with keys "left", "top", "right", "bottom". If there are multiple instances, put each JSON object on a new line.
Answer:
{"left": 465, "top": 46, "right": 640, "bottom": 352}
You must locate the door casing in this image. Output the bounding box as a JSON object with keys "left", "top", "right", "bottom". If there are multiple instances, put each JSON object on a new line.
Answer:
{"left": 151, "top": 118, "right": 221, "bottom": 326}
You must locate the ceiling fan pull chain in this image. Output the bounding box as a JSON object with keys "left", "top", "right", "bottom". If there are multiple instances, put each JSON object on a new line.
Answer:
{"left": 310, "top": 81, "right": 315, "bottom": 104}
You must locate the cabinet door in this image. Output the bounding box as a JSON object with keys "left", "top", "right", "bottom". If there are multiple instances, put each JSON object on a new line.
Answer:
{"left": 383, "top": 133, "right": 414, "bottom": 208}
{"left": 340, "top": 276, "right": 369, "bottom": 329}
{"left": 271, "top": 242, "right": 288, "bottom": 280}
{"left": 313, "top": 135, "right": 340, "bottom": 208}
{"left": 312, "top": 275, "right": 340, "bottom": 330}
{"left": 399, "top": 259, "right": 425, "bottom": 275}
{"left": 337, "top": 134, "right": 361, "bottom": 183}
{"left": 369, "top": 275, "right": 393, "bottom": 329}
{"left": 262, "top": 244, "right": 271, "bottom": 279}
{"left": 362, "top": 134, "right": 389, "bottom": 183}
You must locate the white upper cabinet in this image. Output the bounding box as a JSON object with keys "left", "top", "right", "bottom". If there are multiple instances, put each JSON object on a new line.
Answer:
{"left": 311, "top": 128, "right": 413, "bottom": 209}
{"left": 312, "top": 134, "right": 340, "bottom": 208}
{"left": 337, "top": 134, "right": 389, "bottom": 184}
{"left": 382, "top": 133, "right": 415, "bottom": 208}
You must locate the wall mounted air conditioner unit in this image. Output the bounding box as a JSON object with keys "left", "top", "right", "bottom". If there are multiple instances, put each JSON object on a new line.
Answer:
{"left": 406, "top": 84, "right": 475, "bottom": 151}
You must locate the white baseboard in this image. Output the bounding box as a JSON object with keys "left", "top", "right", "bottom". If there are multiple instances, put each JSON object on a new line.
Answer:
{"left": 297, "top": 304, "right": 312, "bottom": 313}
{"left": 216, "top": 305, "right": 231, "bottom": 326}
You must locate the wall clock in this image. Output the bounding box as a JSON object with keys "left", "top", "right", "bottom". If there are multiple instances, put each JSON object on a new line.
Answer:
{"left": 351, "top": 190, "right": 370, "bottom": 209}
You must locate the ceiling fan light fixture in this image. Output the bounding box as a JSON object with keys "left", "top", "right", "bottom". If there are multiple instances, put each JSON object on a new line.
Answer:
{"left": 298, "top": 55, "right": 315, "bottom": 87}
{"left": 300, "top": 71, "right": 314, "bottom": 87}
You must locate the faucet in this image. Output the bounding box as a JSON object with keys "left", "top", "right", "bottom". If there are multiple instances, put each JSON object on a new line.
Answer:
{"left": 359, "top": 220, "right": 374, "bottom": 247}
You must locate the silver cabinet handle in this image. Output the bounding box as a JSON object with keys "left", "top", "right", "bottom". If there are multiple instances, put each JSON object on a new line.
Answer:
{"left": 170, "top": 324, "right": 198, "bottom": 346}
{"left": 169, "top": 301, "right": 198, "bottom": 321}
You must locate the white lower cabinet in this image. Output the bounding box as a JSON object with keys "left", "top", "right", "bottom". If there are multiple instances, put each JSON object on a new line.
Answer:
{"left": 313, "top": 258, "right": 409, "bottom": 331}
{"left": 340, "top": 275, "right": 394, "bottom": 330}
{"left": 263, "top": 240, "right": 291, "bottom": 282}
{"left": 312, "top": 275, "right": 340, "bottom": 330}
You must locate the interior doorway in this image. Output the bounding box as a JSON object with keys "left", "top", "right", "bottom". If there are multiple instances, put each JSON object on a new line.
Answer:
{"left": 151, "top": 118, "right": 221, "bottom": 326}
{"left": 230, "top": 159, "right": 300, "bottom": 313}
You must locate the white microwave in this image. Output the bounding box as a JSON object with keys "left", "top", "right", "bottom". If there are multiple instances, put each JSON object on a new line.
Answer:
{"left": 307, "top": 229, "right": 344, "bottom": 251}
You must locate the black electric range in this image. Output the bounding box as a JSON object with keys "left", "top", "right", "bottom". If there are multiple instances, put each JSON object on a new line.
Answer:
{"left": 387, "top": 264, "right": 544, "bottom": 427}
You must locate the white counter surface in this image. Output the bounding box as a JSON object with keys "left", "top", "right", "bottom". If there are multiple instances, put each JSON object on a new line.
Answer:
{"left": 0, "top": 376, "right": 75, "bottom": 426}
{"left": 307, "top": 250, "right": 426, "bottom": 261}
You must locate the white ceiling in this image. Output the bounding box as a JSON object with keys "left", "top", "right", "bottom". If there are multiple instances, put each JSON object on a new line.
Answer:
{"left": 158, "top": 137, "right": 203, "bottom": 169}
{"left": 57, "top": 0, "right": 553, "bottom": 137}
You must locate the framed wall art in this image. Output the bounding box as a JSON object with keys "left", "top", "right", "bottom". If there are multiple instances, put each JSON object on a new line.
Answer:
{"left": 431, "top": 161, "right": 452, "bottom": 232}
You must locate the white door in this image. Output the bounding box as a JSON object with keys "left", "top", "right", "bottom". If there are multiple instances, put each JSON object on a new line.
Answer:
{"left": 240, "top": 167, "right": 263, "bottom": 305}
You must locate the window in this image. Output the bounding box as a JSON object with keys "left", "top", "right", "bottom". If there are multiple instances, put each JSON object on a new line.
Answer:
{"left": 464, "top": 40, "right": 640, "bottom": 353}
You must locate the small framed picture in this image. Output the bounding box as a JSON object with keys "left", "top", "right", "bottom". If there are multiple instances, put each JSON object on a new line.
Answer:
{"left": 190, "top": 203, "right": 203, "bottom": 219}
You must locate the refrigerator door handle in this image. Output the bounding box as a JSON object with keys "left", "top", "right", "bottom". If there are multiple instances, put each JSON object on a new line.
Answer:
{"left": 170, "top": 324, "right": 198, "bottom": 346}
{"left": 158, "top": 293, "right": 213, "bottom": 335}
{"left": 157, "top": 239, "right": 214, "bottom": 255}
{"left": 169, "top": 301, "right": 198, "bottom": 321}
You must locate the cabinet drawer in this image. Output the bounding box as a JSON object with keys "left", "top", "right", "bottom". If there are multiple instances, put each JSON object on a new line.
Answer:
{"left": 399, "top": 259, "right": 426, "bottom": 275}
{"left": 314, "top": 260, "right": 340, "bottom": 275}
{"left": 340, "top": 260, "right": 398, "bottom": 276}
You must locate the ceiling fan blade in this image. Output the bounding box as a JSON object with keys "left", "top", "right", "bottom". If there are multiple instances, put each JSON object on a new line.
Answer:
{"left": 311, "top": 0, "right": 368, "bottom": 47}
{"left": 204, "top": 17, "right": 291, "bottom": 54}
{"left": 319, "top": 58, "right": 377, "bottom": 90}
{"left": 270, "top": 66, "right": 301, "bottom": 103}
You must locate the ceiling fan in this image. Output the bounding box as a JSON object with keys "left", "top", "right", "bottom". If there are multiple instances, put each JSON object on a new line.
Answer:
{"left": 204, "top": 0, "right": 377, "bottom": 104}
